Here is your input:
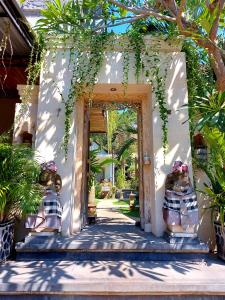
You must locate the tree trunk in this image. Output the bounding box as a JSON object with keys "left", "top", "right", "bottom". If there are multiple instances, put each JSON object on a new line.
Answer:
{"left": 197, "top": 39, "right": 225, "bottom": 92}
{"left": 210, "top": 48, "right": 225, "bottom": 92}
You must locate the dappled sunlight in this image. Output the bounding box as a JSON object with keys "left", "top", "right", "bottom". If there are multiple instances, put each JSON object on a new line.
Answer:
{"left": 1, "top": 258, "right": 216, "bottom": 292}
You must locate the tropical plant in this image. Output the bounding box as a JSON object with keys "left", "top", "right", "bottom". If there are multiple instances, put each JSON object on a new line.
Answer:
{"left": 197, "top": 127, "right": 225, "bottom": 225}
{"left": 116, "top": 168, "right": 126, "bottom": 190}
{"left": 88, "top": 149, "right": 117, "bottom": 190}
{"left": 0, "top": 142, "right": 42, "bottom": 223}
{"left": 115, "top": 125, "right": 137, "bottom": 160}
{"left": 189, "top": 91, "right": 225, "bottom": 132}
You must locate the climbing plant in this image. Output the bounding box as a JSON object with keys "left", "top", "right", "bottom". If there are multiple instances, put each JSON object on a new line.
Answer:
{"left": 143, "top": 50, "right": 170, "bottom": 153}
{"left": 24, "top": 0, "right": 172, "bottom": 158}
{"left": 23, "top": 33, "right": 46, "bottom": 103}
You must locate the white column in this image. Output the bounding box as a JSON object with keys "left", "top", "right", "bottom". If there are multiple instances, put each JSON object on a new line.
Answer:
{"left": 151, "top": 52, "right": 192, "bottom": 237}
{"left": 35, "top": 48, "right": 76, "bottom": 236}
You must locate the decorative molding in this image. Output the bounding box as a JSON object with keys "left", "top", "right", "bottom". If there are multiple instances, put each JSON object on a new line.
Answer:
{"left": 46, "top": 35, "right": 183, "bottom": 53}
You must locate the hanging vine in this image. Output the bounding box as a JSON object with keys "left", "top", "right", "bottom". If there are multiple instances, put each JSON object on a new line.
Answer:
{"left": 143, "top": 50, "right": 170, "bottom": 153}
{"left": 128, "top": 29, "right": 144, "bottom": 82}
{"left": 24, "top": 34, "right": 45, "bottom": 103}
{"left": 122, "top": 51, "right": 129, "bottom": 94}
{"left": 22, "top": 0, "right": 172, "bottom": 159}
{"left": 61, "top": 32, "right": 110, "bottom": 157}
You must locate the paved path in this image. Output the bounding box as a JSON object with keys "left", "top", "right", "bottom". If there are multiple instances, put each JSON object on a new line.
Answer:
{"left": 0, "top": 258, "right": 225, "bottom": 296}
{"left": 96, "top": 199, "right": 135, "bottom": 225}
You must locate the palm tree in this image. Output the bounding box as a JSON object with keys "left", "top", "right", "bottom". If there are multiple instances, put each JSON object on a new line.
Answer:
{"left": 88, "top": 149, "right": 117, "bottom": 204}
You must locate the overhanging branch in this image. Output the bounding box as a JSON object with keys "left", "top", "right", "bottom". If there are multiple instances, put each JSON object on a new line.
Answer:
{"left": 107, "top": 0, "right": 177, "bottom": 23}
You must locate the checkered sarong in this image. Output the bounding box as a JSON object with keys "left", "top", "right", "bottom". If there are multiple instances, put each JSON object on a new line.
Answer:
{"left": 43, "top": 190, "right": 62, "bottom": 218}
{"left": 163, "top": 189, "right": 198, "bottom": 212}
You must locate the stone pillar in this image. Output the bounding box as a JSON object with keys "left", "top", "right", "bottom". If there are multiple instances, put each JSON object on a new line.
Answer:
{"left": 34, "top": 48, "right": 76, "bottom": 236}
{"left": 151, "top": 52, "right": 193, "bottom": 237}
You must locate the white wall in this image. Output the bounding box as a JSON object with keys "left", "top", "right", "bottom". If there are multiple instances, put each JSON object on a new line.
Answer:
{"left": 151, "top": 52, "right": 192, "bottom": 236}
{"left": 195, "top": 169, "right": 216, "bottom": 250}
{"left": 14, "top": 85, "right": 39, "bottom": 146}
{"left": 35, "top": 49, "right": 76, "bottom": 236}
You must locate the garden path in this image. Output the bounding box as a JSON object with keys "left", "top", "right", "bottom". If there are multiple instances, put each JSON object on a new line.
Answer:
{"left": 95, "top": 198, "right": 136, "bottom": 225}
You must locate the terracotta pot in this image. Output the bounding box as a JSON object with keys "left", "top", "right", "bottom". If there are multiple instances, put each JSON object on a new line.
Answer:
{"left": 0, "top": 220, "right": 14, "bottom": 262}
{"left": 88, "top": 204, "right": 97, "bottom": 217}
{"left": 214, "top": 221, "right": 225, "bottom": 261}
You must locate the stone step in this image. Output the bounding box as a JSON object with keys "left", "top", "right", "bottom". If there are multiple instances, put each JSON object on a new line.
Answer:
{"left": 16, "top": 250, "right": 210, "bottom": 261}
{"left": 16, "top": 233, "right": 209, "bottom": 261}
{"left": 1, "top": 295, "right": 225, "bottom": 299}
{"left": 1, "top": 257, "right": 225, "bottom": 299}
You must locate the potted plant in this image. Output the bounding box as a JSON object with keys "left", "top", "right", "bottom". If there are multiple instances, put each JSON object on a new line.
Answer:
{"left": 0, "top": 141, "right": 42, "bottom": 261}
{"left": 111, "top": 186, "right": 117, "bottom": 199}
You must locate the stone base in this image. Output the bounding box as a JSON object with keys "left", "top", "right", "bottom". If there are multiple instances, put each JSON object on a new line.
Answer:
{"left": 164, "top": 230, "right": 200, "bottom": 246}
{"left": 28, "top": 231, "right": 57, "bottom": 237}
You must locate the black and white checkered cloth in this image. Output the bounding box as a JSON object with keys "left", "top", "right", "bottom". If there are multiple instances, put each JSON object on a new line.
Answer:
{"left": 164, "top": 189, "right": 198, "bottom": 212}
{"left": 43, "top": 190, "right": 62, "bottom": 218}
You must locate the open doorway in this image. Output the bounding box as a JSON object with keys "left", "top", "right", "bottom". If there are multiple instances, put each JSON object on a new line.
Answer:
{"left": 87, "top": 101, "right": 142, "bottom": 227}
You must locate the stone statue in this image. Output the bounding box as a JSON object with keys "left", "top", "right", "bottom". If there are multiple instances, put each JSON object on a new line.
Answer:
{"left": 163, "top": 161, "right": 198, "bottom": 234}
{"left": 26, "top": 161, "right": 63, "bottom": 232}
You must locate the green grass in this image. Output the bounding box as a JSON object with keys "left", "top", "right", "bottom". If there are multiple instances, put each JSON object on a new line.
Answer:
{"left": 116, "top": 207, "right": 140, "bottom": 219}
{"left": 112, "top": 199, "right": 129, "bottom": 207}
{"left": 94, "top": 198, "right": 101, "bottom": 205}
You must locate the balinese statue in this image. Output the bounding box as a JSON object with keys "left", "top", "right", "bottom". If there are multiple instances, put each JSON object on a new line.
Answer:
{"left": 26, "top": 161, "right": 63, "bottom": 232}
{"left": 163, "top": 161, "right": 198, "bottom": 234}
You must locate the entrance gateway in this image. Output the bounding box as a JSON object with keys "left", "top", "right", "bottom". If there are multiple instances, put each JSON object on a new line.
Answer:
{"left": 74, "top": 87, "right": 152, "bottom": 232}
{"left": 14, "top": 37, "right": 194, "bottom": 239}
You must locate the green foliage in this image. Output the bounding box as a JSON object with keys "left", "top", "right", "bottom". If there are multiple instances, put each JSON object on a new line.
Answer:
{"left": 189, "top": 91, "right": 225, "bottom": 132}
{"left": 107, "top": 110, "right": 118, "bottom": 153}
{"left": 112, "top": 199, "right": 129, "bottom": 207}
{"left": 122, "top": 51, "right": 129, "bottom": 93}
{"left": 196, "top": 127, "right": 225, "bottom": 225}
{"left": 117, "top": 136, "right": 137, "bottom": 161}
{"left": 0, "top": 143, "right": 42, "bottom": 223}
{"left": 95, "top": 183, "right": 102, "bottom": 199}
{"left": 182, "top": 40, "right": 216, "bottom": 139}
{"left": 128, "top": 26, "right": 144, "bottom": 82}
{"left": 23, "top": 34, "right": 45, "bottom": 103}
{"left": 30, "top": 0, "right": 188, "bottom": 158}
{"left": 88, "top": 149, "right": 117, "bottom": 189}
{"left": 185, "top": 1, "right": 225, "bottom": 37}
{"left": 116, "top": 168, "right": 126, "bottom": 189}
{"left": 152, "top": 64, "right": 169, "bottom": 153}
{"left": 62, "top": 32, "right": 110, "bottom": 157}
{"left": 36, "top": 0, "right": 99, "bottom": 35}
